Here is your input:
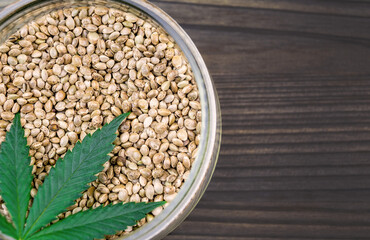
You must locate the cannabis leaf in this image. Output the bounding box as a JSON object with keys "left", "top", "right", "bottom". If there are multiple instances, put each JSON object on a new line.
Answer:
{"left": 0, "top": 113, "right": 165, "bottom": 240}
{"left": 28, "top": 202, "right": 164, "bottom": 240}
{"left": 0, "top": 113, "right": 32, "bottom": 237}
{"left": 22, "top": 113, "right": 130, "bottom": 238}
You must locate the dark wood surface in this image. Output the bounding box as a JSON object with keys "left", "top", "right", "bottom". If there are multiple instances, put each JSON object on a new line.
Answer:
{"left": 151, "top": 0, "right": 370, "bottom": 239}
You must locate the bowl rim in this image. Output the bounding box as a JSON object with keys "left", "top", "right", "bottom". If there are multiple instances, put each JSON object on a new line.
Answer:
{"left": 0, "top": 1, "right": 222, "bottom": 239}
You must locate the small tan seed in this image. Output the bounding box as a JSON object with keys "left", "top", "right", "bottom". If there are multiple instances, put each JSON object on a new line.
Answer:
{"left": 85, "top": 24, "right": 98, "bottom": 32}
{"left": 154, "top": 122, "right": 167, "bottom": 134}
{"left": 94, "top": 62, "right": 106, "bottom": 70}
{"left": 184, "top": 119, "right": 196, "bottom": 130}
{"left": 66, "top": 17, "right": 75, "bottom": 30}
{"left": 126, "top": 147, "right": 142, "bottom": 163}
{"left": 158, "top": 109, "right": 171, "bottom": 116}
{"left": 112, "top": 185, "right": 125, "bottom": 193}
{"left": 64, "top": 64, "right": 78, "bottom": 74}
{"left": 118, "top": 189, "right": 128, "bottom": 202}
{"left": 153, "top": 152, "right": 164, "bottom": 165}
{"left": 55, "top": 90, "right": 66, "bottom": 102}
{"left": 172, "top": 55, "right": 182, "bottom": 68}
{"left": 1, "top": 112, "right": 14, "bottom": 121}
{"left": 87, "top": 32, "right": 99, "bottom": 44}
{"left": 13, "top": 77, "right": 25, "bottom": 87}
{"left": 177, "top": 128, "right": 188, "bottom": 141}
{"left": 98, "top": 193, "right": 108, "bottom": 203}
{"left": 48, "top": 25, "right": 59, "bottom": 35}
{"left": 21, "top": 104, "right": 34, "bottom": 114}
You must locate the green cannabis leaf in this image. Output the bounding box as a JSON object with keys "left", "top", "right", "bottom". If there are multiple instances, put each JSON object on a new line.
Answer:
{"left": 28, "top": 202, "right": 164, "bottom": 240}
{"left": 0, "top": 113, "right": 166, "bottom": 240}
{"left": 23, "top": 113, "right": 130, "bottom": 239}
{"left": 0, "top": 113, "right": 32, "bottom": 238}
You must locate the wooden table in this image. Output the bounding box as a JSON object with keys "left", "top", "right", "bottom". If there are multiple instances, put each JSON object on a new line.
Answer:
{"left": 151, "top": 0, "right": 370, "bottom": 239}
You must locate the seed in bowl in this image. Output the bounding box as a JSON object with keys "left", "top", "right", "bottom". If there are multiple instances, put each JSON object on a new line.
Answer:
{"left": 0, "top": 5, "right": 201, "bottom": 240}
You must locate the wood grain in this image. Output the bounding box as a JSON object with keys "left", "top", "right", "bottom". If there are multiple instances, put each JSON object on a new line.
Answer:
{"left": 149, "top": 0, "right": 370, "bottom": 239}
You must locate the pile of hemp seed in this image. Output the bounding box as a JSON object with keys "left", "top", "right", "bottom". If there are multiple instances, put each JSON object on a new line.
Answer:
{"left": 0, "top": 6, "right": 201, "bottom": 239}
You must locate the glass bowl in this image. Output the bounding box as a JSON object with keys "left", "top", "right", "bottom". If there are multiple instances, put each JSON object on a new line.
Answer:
{"left": 0, "top": 0, "right": 221, "bottom": 239}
